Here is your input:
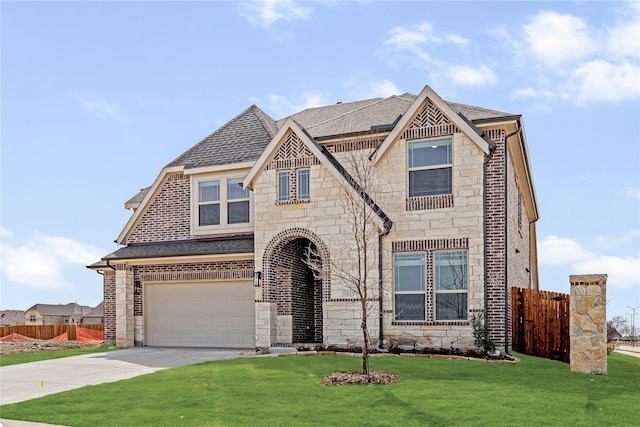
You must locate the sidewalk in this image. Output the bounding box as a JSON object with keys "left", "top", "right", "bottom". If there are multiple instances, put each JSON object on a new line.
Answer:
{"left": 616, "top": 345, "right": 640, "bottom": 358}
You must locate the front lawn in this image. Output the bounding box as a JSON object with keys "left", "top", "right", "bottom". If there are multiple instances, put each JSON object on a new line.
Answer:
{"left": 0, "top": 344, "right": 118, "bottom": 367}
{"left": 1, "top": 352, "right": 638, "bottom": 426}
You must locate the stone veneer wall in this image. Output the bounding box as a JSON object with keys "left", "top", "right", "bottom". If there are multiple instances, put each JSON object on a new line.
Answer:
{"left": 128, "top": 173, "right": 191, "bottom": 244}
{"left": 570, "top": 274, "right": 607, "bottom": 375}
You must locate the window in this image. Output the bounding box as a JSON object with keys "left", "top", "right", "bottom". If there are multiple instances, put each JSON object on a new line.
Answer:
{"left": 408, "top": 138, "right": 452, "bottom": 197}
{"left": 277, "top": 168, "right": 310, "bottom": 203}
{"left": 198, "top": 180, "right": 220, "bottom": 226}
{"left": 278, "top": 171, "right": 291, "bottom": 202}
{"left": 435, "top": 251, "right": 468, "bottom": 320}
{"left": 29, "top": 315, "right": 36, "bottom": 322}
{"left": 194, "top": 175, "right": 252, "bottom": 232}
{"left": 297, "top": 169, "right": 310, "bottom": 200}
{"left": 393, "top": 250, "right": 468, "bottom": 322}
{"left": 394, "top": 253, "right": 426, "bottom": 320}
{"left": 227, "top": 178, "right": 250, "bottom": 224}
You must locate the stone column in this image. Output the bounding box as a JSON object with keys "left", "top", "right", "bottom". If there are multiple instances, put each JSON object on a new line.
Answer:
{"left": 570, "top": 274, "right": 607, "bottom": 375}
{"left": 255, "top": 302, "right": 277, "bottom": 348}
{"left": 115, "top": 266, "right": 134, "bottom": 348}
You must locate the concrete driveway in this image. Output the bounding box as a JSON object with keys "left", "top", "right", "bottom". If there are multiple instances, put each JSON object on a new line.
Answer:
{"left": 0, "top": 347, "right": 250, "bottom": 406}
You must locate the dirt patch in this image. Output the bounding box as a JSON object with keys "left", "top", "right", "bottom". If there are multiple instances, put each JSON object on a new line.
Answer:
{"left": 0, "top": 340, "right": 98, "bottom": 355}
{"left": 322, "top": 370, "right": 399, "bottom": 385}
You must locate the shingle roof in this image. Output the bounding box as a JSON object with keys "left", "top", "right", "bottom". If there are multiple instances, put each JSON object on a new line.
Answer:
{"left": 103, "top": 234, "right": 254, "bottom": 260}
{"left": 280, "top": 93, "right": 515, "bottom": 140}
{"left": 167, "top": 105, "right": 277, "bottom": 169}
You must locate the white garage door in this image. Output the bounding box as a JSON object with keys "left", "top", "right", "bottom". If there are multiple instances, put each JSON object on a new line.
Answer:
{"left": 145, "top": 281, "right": 255, "bottom": 348}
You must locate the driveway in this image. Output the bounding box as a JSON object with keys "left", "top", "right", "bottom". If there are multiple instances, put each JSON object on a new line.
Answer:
{"left": 0, "top": 347, "right": 251, "bottom": 406}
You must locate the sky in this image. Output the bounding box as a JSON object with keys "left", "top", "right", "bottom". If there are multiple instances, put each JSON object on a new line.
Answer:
{"left": 1, "top": 1, "right": 639, "bottom": 326}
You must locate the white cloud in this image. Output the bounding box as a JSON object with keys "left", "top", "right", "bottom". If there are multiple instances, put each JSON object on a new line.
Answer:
{"left": 70, "top": 92, "right": 126, "bottom": 122}
{"left": 381, "top": 22, "right": 495, "bottom": 88}
{"left": 512, "top": 5, "right": 640, "bottom": 106}
{"left": 569, "top": 60, "right": 640, "bottom": 105}
{"left": 538, "top": 234, "right": 640, "bottom": 289}
{"left": 0, "top": 231, "right": 105, "bottom": 291}
{"left": 238, "top": 0, "right": 312, "bottom": 27}
{"left": 0, "top": 226, "right": 12, "bottom": 239}
{"left": 624, "top": 187, "right": 640, "bottom": 200}
{"left": 264, "top": 91, "right": 328, "bottom": 118}
{"left": 448, "top": 64, "right": 497, "bottom": 86}
{"left": 522, "top": 11, "right": 598, "bottom": 70}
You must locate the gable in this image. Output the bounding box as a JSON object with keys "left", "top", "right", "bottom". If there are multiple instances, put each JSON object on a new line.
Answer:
{"left": 244, "top": 118, "right": 390, "bottom": 231}
{"left": 268, "top": 130, "right": 321, "bottom": 170}
{"left": 372, "top": 85, "right": 490, "bottom": 164}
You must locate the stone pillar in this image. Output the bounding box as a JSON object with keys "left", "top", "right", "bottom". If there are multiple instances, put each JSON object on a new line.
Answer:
{"left": 570, "top": 274, "right": 607, "bottom": 375}
{"left": 255, "top": 302, "right": 277, "bottom": 348}
{"left": 115, "top": 266, "right": 134, "bottom": 348}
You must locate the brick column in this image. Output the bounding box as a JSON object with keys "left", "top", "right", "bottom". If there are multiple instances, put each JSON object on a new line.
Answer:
{"left": 115, "top": 266, "right": 134, "bottom": 348}
{"left": 570, "top": 274, "right": 607, "bottom": 375}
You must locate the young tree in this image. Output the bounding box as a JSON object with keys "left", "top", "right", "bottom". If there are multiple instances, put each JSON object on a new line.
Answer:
{"left": 304, "top": 147, "right": 389, "bottom": 377}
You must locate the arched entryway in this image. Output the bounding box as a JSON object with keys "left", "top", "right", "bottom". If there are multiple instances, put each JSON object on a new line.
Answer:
{"left": 262, "top": 228, "right": 330, "bottom": 345}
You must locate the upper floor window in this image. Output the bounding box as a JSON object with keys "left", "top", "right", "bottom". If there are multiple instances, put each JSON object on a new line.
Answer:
{"left": 277, "top": 168, "right": 310, "bottom": 203}
{"left": 194, "top": 174, "right": 252, "bottom": 234}
{"left": 29, "top": 315, "right": 36, "bottom": 322}
{"left": 408, "top": 137, "right": 452, "bottom": 197}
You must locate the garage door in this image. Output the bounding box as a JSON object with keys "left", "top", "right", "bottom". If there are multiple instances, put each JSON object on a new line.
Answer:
{"left": 145, "top": 281, "right": 255, "bottom": 348}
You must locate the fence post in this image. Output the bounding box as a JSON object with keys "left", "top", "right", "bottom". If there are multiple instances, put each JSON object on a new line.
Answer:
{"left": 569, "top": 274, "right": 607, "bottom": 375}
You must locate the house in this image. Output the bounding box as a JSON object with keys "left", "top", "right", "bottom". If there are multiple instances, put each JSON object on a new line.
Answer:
{"left": 24, "top": 303, "right": 93, "bottom": 325}
{"left": 80, "top": 302, "right": 104, "bottom": 324}
{"left": 0, "top": 310, "right": 26, "bottom": 326}
{"left": 89, "top": 85, "right": 539, "bottom": 353}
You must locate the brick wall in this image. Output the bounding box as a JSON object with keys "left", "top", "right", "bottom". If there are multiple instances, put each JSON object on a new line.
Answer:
{"left": 128, "top": 173, "right": 191, "bottom": 244}
{"left": 483, "top": 129, "right": 508, "bottom": 349}
{"left": 103, "top": 271, "right": 116, "bottom": 344}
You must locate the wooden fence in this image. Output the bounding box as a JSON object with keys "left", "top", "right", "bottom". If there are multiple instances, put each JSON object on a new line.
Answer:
{"left": 512, "top": 287, "right": 570, "bottom": 363}
{"left": 0, "top": 324, "right": 103, "bottom": 341}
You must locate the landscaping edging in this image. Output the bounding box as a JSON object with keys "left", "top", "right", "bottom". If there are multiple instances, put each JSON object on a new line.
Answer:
{"left": 278, "top": 350, "right": 520, "bottom": 364}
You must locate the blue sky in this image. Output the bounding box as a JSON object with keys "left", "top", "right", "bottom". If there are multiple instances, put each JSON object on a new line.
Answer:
{"left": 1, "top": 1, "right": 639, "bottom": 325}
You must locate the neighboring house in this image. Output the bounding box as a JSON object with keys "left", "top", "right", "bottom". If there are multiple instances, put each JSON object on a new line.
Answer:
{"left": 24, "top": 303, "right": 93, "bottom": 325}
{"left": 89, "top": 85, "right": 539, "bottom": 353}
{"left": 0, "top": 310, "right": 26, "bottom": 326}
{"left": 81, "top": 302, "right": 104, "bottom": 324}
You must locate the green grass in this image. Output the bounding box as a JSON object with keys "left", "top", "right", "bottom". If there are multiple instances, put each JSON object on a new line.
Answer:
{"left": 0, "top": 344, "right": 118, "bottom": 367}
{"left": 1, "top": 352, "right": 639, "bottom": 426}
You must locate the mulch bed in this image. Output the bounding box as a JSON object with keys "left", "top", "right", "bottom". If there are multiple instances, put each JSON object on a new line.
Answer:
{"left": 0, "top": 340, "right": 96, "bottom": 355}
{"left": 322, "top": 370, "right": 400, "bottom": 385}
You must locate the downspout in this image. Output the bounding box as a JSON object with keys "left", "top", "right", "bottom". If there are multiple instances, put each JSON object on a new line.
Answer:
{"left": 378, "top": 218, "right": 393, "bottom": 349}
{"left": 502, "top": 127, "right": 521, "bottom": 353}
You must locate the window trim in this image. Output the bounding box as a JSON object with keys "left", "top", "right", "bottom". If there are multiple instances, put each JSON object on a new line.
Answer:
{"left": 278, "top": 171, "right": 291, "bottom": 202}
{"left": 192, "top": 173, "right": 253, "bottom": 235}
{"left": 297, "top": 169, "right": 310, "bottom": 201}
{"left": 276, "top": 168, "right": 310, "bottom": 204}
{"left": 407, "top": 137, "right": 453, "bottom": 198}
{"left": 434, "top": 250, "right": 468, "bottom": 321}
{"left": 392, "top": 249, "right": 469, "bottom": 323}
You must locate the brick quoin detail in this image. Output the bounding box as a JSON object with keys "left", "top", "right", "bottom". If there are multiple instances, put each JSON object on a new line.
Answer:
{"left": 484, "top": 129, "right": 508, "bottom": 348}
{"left": 103, "top": 271, "right": 116, "bottom": 344}
{"left": 128, "top": 173, "right": 191, "bottom": 244}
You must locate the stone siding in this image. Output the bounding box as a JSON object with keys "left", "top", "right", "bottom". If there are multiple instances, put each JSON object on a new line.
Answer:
{"left": 570, "top": 274, "right": 607, "bottom": 375}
